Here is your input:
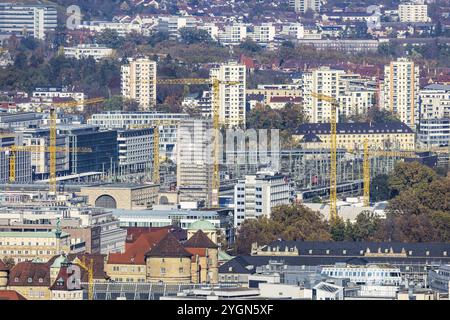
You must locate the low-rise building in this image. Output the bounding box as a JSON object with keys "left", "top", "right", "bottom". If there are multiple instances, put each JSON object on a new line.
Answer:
{"left": 294, "top": 122, "right": 416, "bottom": 151}
{"left": 63, "top": 44, "right": 114, "bottom": 61}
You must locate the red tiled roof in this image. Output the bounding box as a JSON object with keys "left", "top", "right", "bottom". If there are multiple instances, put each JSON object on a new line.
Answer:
{"left": 184, "top": 230, "right": 218, "bottom": 249}
{"left": 109, "top": 229, "right": 169, "bottom": 265}
{"left": 49, "top": 266, "right": 79, "bottom": 291}
{"left": 145, "top": 233, "right": 193, "bottom": 258}
{"left": 0, "top": 290, "right": 27, "bottom": 300}
{"left": 8, "top": 261, "right": 50, "bottom": 287}
{"left": 126, "top": 226, "right": 173, "bottom": 244}
{"left": 270, "top": 96, "right": 302, "bottom": 103}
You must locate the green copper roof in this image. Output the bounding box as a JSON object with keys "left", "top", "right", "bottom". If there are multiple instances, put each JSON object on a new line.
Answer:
{"left": 188, "top": 220, "right": 216, "bottom": 231}
{"left": 51, "top": 255, "right": 69, "bottom": 268}
{"left": 218, "top": 250, "right": 233, "bottom": 261}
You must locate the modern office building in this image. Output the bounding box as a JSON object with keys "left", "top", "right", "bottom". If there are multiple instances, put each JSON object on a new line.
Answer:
{"left": 87, "top": 111, "right": 190, "bottom": 161}
{"left": 382, "top": 58, "right": 420, "bottom": 129}
{"left": 177, "top": 119, "right": 214, "bottom": 207}
{"left": 210, "top": 62, "right": 246, "bottom": 128}
{"left": 117, "top": 128, "right": 154, "bottom": 174}
{"left": 56, "top": 125, "right": 118, "bottom": 174}
{"left": 234, "top": 171, "right": 291, "bottom": 227}
{"left": 0, "top": 112, "right": 43, "bottom": 130}
{"left": 121, "top": 57, "right": 157, "bottom": 110}
{"left": 0, "top": 4, "right": 57, "bottom": 40}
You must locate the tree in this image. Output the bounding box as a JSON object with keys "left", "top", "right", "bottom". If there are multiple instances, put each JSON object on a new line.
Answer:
{"left": 95, "top": 29, "right": 125, "bottom": 49}
{"left": 179, "top": 28, "right": 212, "bottom": 45}
{"left": 351, "top": 211, "right": 381, "bottom": 241}
{"left": 388, "top": 161, "right": 438, "bottom": 197}
{"left": 239, "top": 38, "right": 262, "bottom": 53}
{"left": 234, "top": 203, "right": 331, "bottom": 254}
{"left": 370, "top": 174, "right": 392, "bottom": 202}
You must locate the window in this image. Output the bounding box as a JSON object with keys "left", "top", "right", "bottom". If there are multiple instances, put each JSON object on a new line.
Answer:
{"left": 179, "top": 267, "right": 184, "bottom": 274}
{"left": 160, "top": 268, "right": 166, "bottom": 274}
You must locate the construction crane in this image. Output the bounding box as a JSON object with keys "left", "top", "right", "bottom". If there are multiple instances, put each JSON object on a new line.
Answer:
{"left": 1, "top": 145, "right": 92, "bottom": 183}
{"left": 155, "top": 78, "right": 241, "bottom": 207}
{"left": 76, "top": 256, "right": 94, "bottom": 301}
{"left": 310, "top": 92, "right": 338, "bottom": 220}
{"left": 130, "top": 119, "right": 181, "bottom": 184}
{"left": 359, "top": 138, "right": 416, "bottom": 206}
{"left": 47, "top": 97, "right": 104, "bottom": 193}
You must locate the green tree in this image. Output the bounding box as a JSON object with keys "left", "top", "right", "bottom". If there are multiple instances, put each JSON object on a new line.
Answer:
{"left": 388, "top": 161, "right": 438, "bottom": 196}
{"left": 95, "top": 29, "right": 125, "bottom": 49}
{"left": 239, "top": 38, "right": 262, "bottom": 53}
{"left": 179, "top": 28, "right": 212, "bottom": 44}
{"left": 370, "top": 174, "right": 392, "bottom": 201}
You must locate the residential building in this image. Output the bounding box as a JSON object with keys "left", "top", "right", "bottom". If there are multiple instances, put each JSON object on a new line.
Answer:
{"left": 157, "top": 16, "right": 195, "bottom": 38}
{"left": 63, "top": 44, "right": 114, "bottom": 61}
{"left": 302, "top": 67, "right": 375, "bottom": 123}
{"left": 210, "top": 62, "right": 246, "bottom": 128}
{"left": 32, "top": 87, "right": 85, "bottom": 104}
{"left": 121, "top": 57, "right": 157, "bottom": 110}
{"left": 294, "top": 122, "right": 416, "bottom": 151}
{"left": 198, "top": 23, "right": 219, "bottom": 41}
{"left": 0, "top": 4, "right": 57, "bottom": 40}
{"left": 117, "top": 128, "right": 154, "bottom": 174}
{"left": 234, "top": 171, "right": 291, "bottom": 227}
{"left": 177, "top": 119, "right": 214, "bottom": 207}
{"left": 293, "top": 0, "right": 321, "bottom": 14}
{"left": 250, "top": 23, "right": 276, "bottom": 47}
{"left": 218, "top": 24, "right": 247, "bottom": 45}
{"left": 382, "top": 58, "right": 420, "bottom": 128}
{"left": 398, "top": 3, "right": 430, "bottom": 22}
{"left": 417, "top": 84, "right": 450, "bottom": 147}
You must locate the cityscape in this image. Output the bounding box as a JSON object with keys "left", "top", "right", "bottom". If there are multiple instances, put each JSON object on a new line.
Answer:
{"left": 0, "top": 0, "right": 449, "bottom": 303}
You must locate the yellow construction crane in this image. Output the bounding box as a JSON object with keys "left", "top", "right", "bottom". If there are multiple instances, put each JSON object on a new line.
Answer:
{"left": 1, "top": 145, "right": 92, "bottom": 183}
{"left": 360, "top": 139, "right": 416, "bottom": 206}
{"left": 311, "top": 92, "right": 338, "bottom": 220}
{"left": 130, "top": 119, "right": 181, "bottom": 184}
{"left": 47, "top": 98, "right": 104, "bottom": 193}
{"left": 155, "top": 78, "right": 240, "bottom": 207}
{"left": 76, "top": 256, "right": 94, "bottom": 301}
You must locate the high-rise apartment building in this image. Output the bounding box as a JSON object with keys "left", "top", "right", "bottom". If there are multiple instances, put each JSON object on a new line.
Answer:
{"left": 293, "top": 0, "right": 321, "bottom": 14}
{"left": 121, "top": 57, "right": 157, "bottom": 110}
{"left": 302, "top": 67, "right": 375, "bottom": 123}
{"left": 210, "top": 62, "right": 246, "bottom": 128}
{"left": 382, "top": 58, "right": 420, "bottom": 128}
{"left": 0, "top": 4, "right": 57, "bottom": 40}
{"left": 177, "top": 120, "right": 214, "bottom": 207}
{"left": 218, "top": 24, "right": 248, "bottom": 45}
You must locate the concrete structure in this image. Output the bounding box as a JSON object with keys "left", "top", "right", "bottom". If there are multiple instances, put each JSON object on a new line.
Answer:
{"left": 117, "top": 128, "right": 154, "bottom": 173}
{"left": 157, "top": 16, "right": 195, "bottom": 38}
{"left": 0, "top": 4, "right": 57, "bottom": 40}
{"left": 382, "top": 58, "right": 420, "bottom": 128}
{"left": 210, "top": 62, "right": 246, "bottom": 128}
{"left": 121, "top": 57, "right": 157, "bottom": 110}
{"left": 63, "top": 44, "right": 114, "bottom": 61}
{"left": 79, "top": 183, "right": 159, "bottom": 210}
{"left": 177, "top": 119, "right": 214, "bottom": 207}
{"left": 250, "top": 23, "right": 276, "bottom": 47}
{"left": 234, "top": 171, "right": 291, "bottom": 227}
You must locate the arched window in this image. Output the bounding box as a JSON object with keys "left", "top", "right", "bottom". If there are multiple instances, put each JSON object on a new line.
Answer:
{"left": 95, "top": 195, "right": 117, "bottom": 208}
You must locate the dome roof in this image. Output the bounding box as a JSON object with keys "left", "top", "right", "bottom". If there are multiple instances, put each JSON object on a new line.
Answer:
{"left": 188, "top": 220, "right": 216, "bottom": 231}
{"left": 51, "top": 255, "right": 69, "bottom": 268}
